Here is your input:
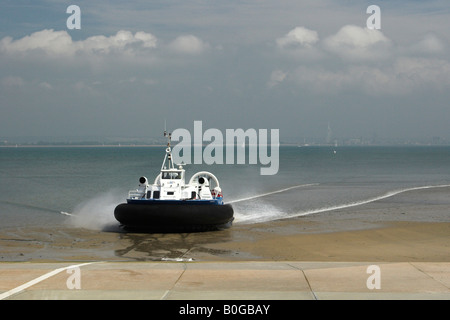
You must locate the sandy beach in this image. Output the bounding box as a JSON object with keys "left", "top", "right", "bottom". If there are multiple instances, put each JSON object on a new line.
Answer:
{"left": 1, "top": 187, "right": 449, "bottom": 263}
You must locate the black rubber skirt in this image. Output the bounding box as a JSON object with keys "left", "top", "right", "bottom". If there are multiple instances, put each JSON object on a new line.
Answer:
{"left": 114, "top": 203, "right": 234, "bottom": 232}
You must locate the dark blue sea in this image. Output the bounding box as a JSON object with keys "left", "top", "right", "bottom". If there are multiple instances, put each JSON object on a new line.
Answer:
{"left": 1, "top": 146, "right": 449, "bottom": 230}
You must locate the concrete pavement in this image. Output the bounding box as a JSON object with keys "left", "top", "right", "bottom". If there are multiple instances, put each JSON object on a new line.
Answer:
{"left": 0, "top": 261, "right": 449, "bottom": 300}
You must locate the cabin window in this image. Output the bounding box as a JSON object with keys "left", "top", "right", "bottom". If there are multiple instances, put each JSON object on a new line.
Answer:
{"left": 153, "top": 191, "right": 160, "bottom": 199}
{"left": 146, "top": 191, "right": 151, "bottom": 199}
{"left": 167, "top": 191, "right": 174, "bottom": 195}
{"left": 162, "top": 171, "right": 182, "bottom": 179}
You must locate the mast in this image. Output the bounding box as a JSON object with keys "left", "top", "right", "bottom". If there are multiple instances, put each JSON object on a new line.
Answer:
{"left": 162, "top": 124, "right": 174, "bottom": 170}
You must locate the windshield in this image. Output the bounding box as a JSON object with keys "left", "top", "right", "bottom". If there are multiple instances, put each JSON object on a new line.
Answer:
{"left": 162, "top": 171, "right": 182, "bottom": 179}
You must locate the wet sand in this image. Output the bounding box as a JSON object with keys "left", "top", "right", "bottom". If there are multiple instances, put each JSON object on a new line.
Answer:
{"left": 0, "top": 187, "right": 449, "bottom": 263}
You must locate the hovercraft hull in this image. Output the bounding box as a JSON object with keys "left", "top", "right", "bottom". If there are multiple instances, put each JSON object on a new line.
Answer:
{"left": 114, "top": 202, "right": 234, "bottom": 232}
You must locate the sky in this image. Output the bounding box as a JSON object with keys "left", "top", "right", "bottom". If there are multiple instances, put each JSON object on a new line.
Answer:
{"left": 1, "top": 0, "right": 450, "bottom": 143}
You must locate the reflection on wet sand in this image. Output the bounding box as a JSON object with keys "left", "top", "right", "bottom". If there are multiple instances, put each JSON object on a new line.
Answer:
{"left": 115, "top": 230, "right": 235, "bottom": 261}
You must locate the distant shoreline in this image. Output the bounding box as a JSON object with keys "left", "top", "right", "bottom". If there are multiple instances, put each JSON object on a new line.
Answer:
{"left": 1, "top": 144, "right": 449, "bottom": 148}
{"left": 0, "top": 144, "right": 167, "bottom": 148}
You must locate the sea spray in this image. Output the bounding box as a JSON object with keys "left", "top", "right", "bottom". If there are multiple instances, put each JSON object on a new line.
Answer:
{"left": 68, "top": 189, "right": 124, "bottom": 230}
{"left": 233, "top": 201, "right": 285, "bottom": 224}
{"left": 229, "top": 183, "right": 318, "bottom": 224}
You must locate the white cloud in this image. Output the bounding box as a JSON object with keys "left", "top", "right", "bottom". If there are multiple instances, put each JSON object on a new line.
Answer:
{"left": 323, "top": 25, "right": 391, "bottom": 61}
{"left": 168, "top": 35, "right": 209, "bottom": 54}
{"left": 411, "top": 33, "right": 445, "bottom": 54}
{"left": 0, "top": 29, "right": 157, "bottom": 57}
{"left": 79, "top": 30, "right": 157, "bottom": 55}
{"left": 0, "top": 29, "right": 73, "bottom": 56}
{"left": 272, "top": 23, "right": 450, "bottom": 96}
{"left": 134, "top": 31, "right": 158, "bottom": 48}
{"left": 276, "top": 27, "right": 319, "bottom": 49}
{"left": 267, "top": 69, "right": 287, "bottom": 88}
{"left": 0, "top": 29, "right": 212, "bottom": 63}
{"left": 393, "top": 57, "right": 450, "bottom": 90}
{"left": 290, "top": 57, "right": 450, "bottom": 95}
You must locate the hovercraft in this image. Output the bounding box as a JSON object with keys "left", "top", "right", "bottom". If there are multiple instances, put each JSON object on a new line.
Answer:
{"left": 114, "top": 130, "right": 234, "bottom": 232}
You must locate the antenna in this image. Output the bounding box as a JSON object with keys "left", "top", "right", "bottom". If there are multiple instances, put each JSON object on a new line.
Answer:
{"left": 164, "top": 119, "right": 167, "bottom": 137}
{"left": 163, "top": 120, "right": 172, "bottom": 148}
{"left": 161, "top": 120, "right": 174, "bottom": 170}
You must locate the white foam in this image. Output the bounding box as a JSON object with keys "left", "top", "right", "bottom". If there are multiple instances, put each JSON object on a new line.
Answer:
{"left": 234, "top": 201, "right": 285, "bottom": 224}
{"left": 230, "top": 183, "right": 318, "bottom": 224}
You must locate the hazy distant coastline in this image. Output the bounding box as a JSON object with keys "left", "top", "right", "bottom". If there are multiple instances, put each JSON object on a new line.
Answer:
{"left": 1, "top": 142, "right": 449, "bottom": 148}
{"left": 1, "top": 138, "right": 449, "bottom": 148}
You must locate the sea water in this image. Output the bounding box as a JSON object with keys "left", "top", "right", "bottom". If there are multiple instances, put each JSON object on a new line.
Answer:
{"left": 0, "top": 146, "right": 449, "bottom": 230}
